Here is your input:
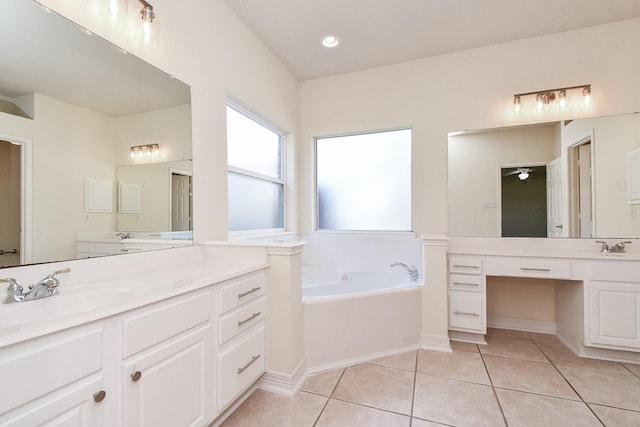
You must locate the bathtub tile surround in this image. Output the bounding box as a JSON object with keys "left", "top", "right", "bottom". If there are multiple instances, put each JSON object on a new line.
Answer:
{"left": 221, "top": 329, "right": 640, "bottom": 426}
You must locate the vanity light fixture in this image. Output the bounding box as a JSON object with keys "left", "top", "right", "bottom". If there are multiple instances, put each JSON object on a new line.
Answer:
{"left": 130, "top": 143, "right": 160, "bottom": 160}
{"left": 99, "top": 0, "right": 128, "bottom": 25}
{"left": 513, "top": 84, "right": 592, "bottom": 114}
{"left": 321, "top": 35, "right": 341, "bottom": 48}
{"left": 138, "top": 0, "right": 155, "bottom": 23}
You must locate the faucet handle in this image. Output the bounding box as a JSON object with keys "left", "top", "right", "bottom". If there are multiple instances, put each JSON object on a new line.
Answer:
{"left": 595, "top": 240, "right": 610, "bottom": 252}
{"left": 53, "top": 268, "right": 71, "bottom": 276}
{"left": 1, "top": 278, "right": 22, "bottom": 292}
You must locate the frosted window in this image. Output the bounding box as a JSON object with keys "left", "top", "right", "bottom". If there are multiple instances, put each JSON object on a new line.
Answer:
{"left": 227, "top": 106, "right": 281, "bottom": 179}
{"left": 228, "top": 173, "right": 284, "bottom": 231}
{"left": 316, "top": 129, "right": 412, "bottom": 231}
{"left": 227, "top": 104, "right": 284, "bottom": 232}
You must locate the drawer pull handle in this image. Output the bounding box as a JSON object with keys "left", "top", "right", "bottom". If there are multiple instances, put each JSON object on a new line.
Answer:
{"left": 93, "top": 390, "right": 107, "bottom": 403}
{"left": 238, "top": 312, "right": 261, "bottom": 326}
{"left": 237, "top": 354, "right": 261, "bottom": 374}
{"left": 130, "top": 371, "right": 142, "bottom": 382}
{"left": 238, "top": 287, "right": 261, "bottom": 298}
{"left": 453, "top": 282, "right": 479, "bottom": 287}
{"left": 454, "top": 310, "right": 480, "bottom": 317}
{"left": 520, "top": 267, "right": 551, "bottom": 272}
{"left": 453, "top": 264, "right": 479, "bottom": 269}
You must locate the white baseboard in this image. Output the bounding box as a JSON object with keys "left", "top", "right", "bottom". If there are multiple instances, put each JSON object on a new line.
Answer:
{"left": 419, "top": 333, "right": 452, "bottom": 352}
{"left": 257, "top": 358, "right": 307, "bottom": 397}
{"left": 488, "top": 316, "right": 556, "bottom": 334}
{"left": 449, "top": 330, "right": 487, "bottom": 345}
{"left": 306, "top": 344, "right": 420, "bottom": 375}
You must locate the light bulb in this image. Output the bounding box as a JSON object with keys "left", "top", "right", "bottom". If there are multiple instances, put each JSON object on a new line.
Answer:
{"left": 536, "top": 94, "right": 544, "bottom": 112}
{"left": 513, "top": 96, "right": 521, "bottom": 114}
{"left": 583, "top": 87, "right": 592, "bottom": 107}
{"left": 558, "top": 90, "right": 567, "bottom": 111}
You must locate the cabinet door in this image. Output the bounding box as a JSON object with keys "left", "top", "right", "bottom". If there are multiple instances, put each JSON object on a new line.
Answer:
{"left": 0, "top": 376, "right": 105, "bottom": 427}
{"left": 122, "top": 325, "right": 212, "bottom": 427}
{"left": 589, "top": 281, "right": 640, "bottom": 350}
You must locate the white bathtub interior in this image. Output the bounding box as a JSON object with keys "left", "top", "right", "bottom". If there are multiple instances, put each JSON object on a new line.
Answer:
{"left": 301, "top": 233, "right": 424, "bottom": 371}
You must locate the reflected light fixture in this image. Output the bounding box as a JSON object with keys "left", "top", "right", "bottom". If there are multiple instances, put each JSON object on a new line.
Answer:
{"left": 100, "top": 0, "right": 128, "bottom": 25}
{"left": 130, "top": 143, "right": 160, "bottom": 160}
{"left": 138, "top": 0, "right": 156, "bottom": 44}
{"left": 513, "top": 84, "right": 592, "bottom": 114}
{"left": 518, "top": 170, "right": 530, "bottom": 180}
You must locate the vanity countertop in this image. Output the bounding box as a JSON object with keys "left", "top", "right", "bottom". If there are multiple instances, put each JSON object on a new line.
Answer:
{"left": 448, "top": 247, "right": 640, "bottom": 261}
{"left": 0, "top": 260, "right": 268, "bottom": 348}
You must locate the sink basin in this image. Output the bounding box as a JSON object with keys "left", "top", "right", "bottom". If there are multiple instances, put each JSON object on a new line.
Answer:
{"left": 0, "top": 288, "right": 133, "bottom": 331}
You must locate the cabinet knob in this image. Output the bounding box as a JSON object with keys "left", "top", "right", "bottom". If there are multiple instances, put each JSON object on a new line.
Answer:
{"left": 93, "top": 390, "right": 106, "bottom": 403}
{"left": 131, "top": 371, "right": 142, "bottom": 382}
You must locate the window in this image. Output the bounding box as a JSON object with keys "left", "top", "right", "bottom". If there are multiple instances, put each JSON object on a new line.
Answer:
{"left": 227, "top": 105, "right": 284, "bottom": 231}
{"left": 316, "top": 128, "right": 412, "bottom": 231}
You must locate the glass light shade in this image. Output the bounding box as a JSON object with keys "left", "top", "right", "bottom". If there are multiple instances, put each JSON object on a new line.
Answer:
{"left": 100, "top": 0, "right": 128, "bottom": 25}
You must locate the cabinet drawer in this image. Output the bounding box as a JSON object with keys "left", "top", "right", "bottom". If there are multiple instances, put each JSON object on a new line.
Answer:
{"left": 218, "top": 273, "right": 265, "bottom": 314}
{"left": 122, "top": 290, "right": 211, "bottom": 358}
{"left": 218, "top": 326, "right": 265, "bottom": 410}
{"left": 0, "top": 327, "right": 102, "bottom": 416}
{"left": 591, "top": 262, "right": 640, "bottom": 283}
{"left": 449, "top": 274, "right": 482, "bottom": 292}
{"left": 218, "top": 297, "right": 266, "bottom": 345}
{"left": 449, "top": 292, "right": 483, "bottom": 332}
{"left": 449, "top": 257, "right": 483, "bottom": 274}
{"left": 493, "top": 258, "right": 571, "bottom": 279}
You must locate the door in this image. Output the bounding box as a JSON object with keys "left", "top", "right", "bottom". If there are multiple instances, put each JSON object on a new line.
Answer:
{"left": 546, "top": 158, "right": 564, "bottom": 237}
{"left": 568, "top": 138, "right": 594, "bottom": 238}
{"left": 171, "top": 173, "right": 192, "bottom": 231}
{"left": 589, "top": 281, "right": 640, "bottom": 349}
{"left": 0, "top": 140, "right": 21, "bottom": 267}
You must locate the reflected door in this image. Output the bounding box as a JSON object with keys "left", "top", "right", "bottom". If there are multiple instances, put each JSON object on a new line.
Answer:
{"left": 171, "top": 173, "right": 192, "bottom": 231}
{"left": 0, "top": 140, "right": 20, "bottom": 267}
{"left": 546, "top": 158, "right": 564, "bottom": 237}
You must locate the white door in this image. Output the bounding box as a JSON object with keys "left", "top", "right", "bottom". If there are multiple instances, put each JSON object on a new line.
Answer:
{"left": 589, "top": 281, "right": 640, "bottom": 349}
{"left": 171, "top": 173, "right": 192, "bottom": 231}
{"left": 546, "top": 158, "right": 564, "bottom": 237}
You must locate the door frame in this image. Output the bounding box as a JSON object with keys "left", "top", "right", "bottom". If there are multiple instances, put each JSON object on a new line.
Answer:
{"left": 1, "top": 133, "right": 32, "bottom": 265}
{"left": 169, "top": 168, "right": 192, "bottom": 232}
{"left": 566, "top": 130, "right": 595, "bottom": 238}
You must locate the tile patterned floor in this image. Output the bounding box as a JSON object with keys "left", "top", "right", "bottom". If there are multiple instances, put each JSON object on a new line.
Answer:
{"left": 221, "top": 329, "right": 640, "bottom": 426}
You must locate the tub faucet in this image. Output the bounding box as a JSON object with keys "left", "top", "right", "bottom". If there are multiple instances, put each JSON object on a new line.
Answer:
{"left": 2, "top": 268, "right": 71, "bottom": 304}
{"left": 116, "top": 232, "right": 132, "bottom": 240}
{"left": 390, "top": 262, "right": 419, "bottom": 281}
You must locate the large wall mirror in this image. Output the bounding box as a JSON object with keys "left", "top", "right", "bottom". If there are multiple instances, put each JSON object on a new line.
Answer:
{"left": 449, "top": 112, "right": 640, "bottom": 239}
{"left": 0, "top": 0, "right": 192, "bottom": 268}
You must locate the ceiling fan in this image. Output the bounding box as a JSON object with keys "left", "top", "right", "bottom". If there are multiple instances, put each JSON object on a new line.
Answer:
{"left": 503, "top": 167, "right": 534, "bottom": 181}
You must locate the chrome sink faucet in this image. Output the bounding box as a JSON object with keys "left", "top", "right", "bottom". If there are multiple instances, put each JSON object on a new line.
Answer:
{"left": 116, "top": 232, "right": 132, "bottom": 240}
{"left": 596, "top": 240, "right": 632, "bottom": 253}
{"left": 2, "top": 268, "right": 71, "bottom": 304}
{"left": 390, "top": 262, "right": 419, "bottom": 281}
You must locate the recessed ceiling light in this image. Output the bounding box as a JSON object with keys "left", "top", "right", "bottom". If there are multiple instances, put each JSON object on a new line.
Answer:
{"left": 321, "top": 35, "right": 340, "bottom": 48}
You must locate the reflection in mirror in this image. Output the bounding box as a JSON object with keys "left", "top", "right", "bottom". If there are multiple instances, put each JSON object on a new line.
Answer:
{"left": 448, "top": 113, "right": 640, "bottom": 239}
{"left": 0, "top": 0, "right": 192, "bottom": 268}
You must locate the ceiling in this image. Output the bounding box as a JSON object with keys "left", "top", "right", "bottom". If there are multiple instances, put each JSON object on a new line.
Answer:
{"left": 223, "top": 0, "right": 640, "bottom": 81}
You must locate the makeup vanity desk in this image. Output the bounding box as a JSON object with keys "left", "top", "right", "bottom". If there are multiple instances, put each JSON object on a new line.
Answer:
{"left": 447, "top": 241, "right": 640, "bottom": 363}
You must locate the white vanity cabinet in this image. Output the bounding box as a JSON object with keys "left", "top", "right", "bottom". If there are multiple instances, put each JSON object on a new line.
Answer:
{"left": 587, "top": 262, "right": 640, "bottom": 351}
{"left": 0, "top": 325, "right": 107, "bottom": 427}
{"left": 121, "top": 289, "right": 214, "bottom": 427}
{"left": 448, "top": 256, "right": 486, "bottom": 334}
{"left": 216, "top": 272, "right": 266, "bottom": 412}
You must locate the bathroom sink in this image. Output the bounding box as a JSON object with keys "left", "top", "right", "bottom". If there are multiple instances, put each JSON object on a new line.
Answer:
{"left": 0, "top": 288, "right": 133, "bottom": 330}
{"left": 599, "top": 252, "right": 640, "bottom": 260}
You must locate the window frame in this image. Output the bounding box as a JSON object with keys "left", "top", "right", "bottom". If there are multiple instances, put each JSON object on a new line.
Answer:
{"left": 314, "top": 127, "right": 413, "bottom": 233}
{"left": 226, "top": 102, "right": 286, "bottom": 236}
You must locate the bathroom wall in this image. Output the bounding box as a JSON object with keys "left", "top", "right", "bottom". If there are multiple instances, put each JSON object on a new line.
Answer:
{"left": 298, "top": 18, "right": 640, "bottom": 337}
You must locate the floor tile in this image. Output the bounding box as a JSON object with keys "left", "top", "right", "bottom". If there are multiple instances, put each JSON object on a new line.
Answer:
{"left": 483, "top": 354, "right": 578, "bottom": 400}
{"left": 496, "top": 388, "right": 601, "bottom": 427}
{"left": 315, "top": 399, "right": 410, "bottom": 427}
{"left": 589, "top": 403, "right": 640, "bottom": 426}
{"left": 332, "top": 363, "right": 415, "bottom": 415}
{"left": 450, "top": 340, "right": 479, "bottom": 353}
{"left": 487, "top": 328, "right": 530, "bottom": 338}
{"left": 417, "top": 349, "right": 490, "bottom": 385}
{"left": 623, "top": 362, "right": 640, "bottom": 377}
{"left": 527, "top": 331, "right": 558, "bottom": 341}
{"left": 534, "top": 338, "right": 628, "bottom": 373}
{"left": 558, "top": 365, "right": 640, "bottom": 411}
{"left": 301, "top": 368, "right": 344, "bottom": 396}
{"left": 368, "top": 350, "right": 417, "bottom": 372}
{"left": 411, "top": 418, "right": 447, "bottom": 427}
{"left": 480, "top": 335, "right": 548, "bottom": 362}
{"left": 220, "top": 389, "right": 327, "bottom": 427}
{"left": 413, "top": 374, "right": 505, "bottom": 426}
